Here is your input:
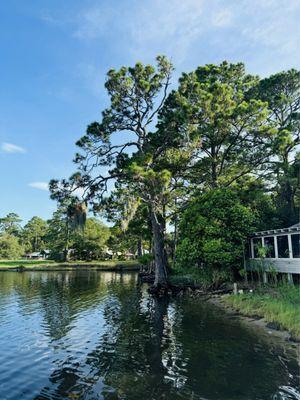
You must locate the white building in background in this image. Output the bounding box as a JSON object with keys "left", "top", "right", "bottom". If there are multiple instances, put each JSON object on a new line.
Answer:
{"left": 247, "top": 223, "right": 300, "bottom": 282}
{"left": 24, "top": 250, "right": 50, "bottom": 260}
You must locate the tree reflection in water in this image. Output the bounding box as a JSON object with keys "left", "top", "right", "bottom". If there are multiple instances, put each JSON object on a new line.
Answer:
{"left": 0, "top": 271, "right": 298, "bottom": 400}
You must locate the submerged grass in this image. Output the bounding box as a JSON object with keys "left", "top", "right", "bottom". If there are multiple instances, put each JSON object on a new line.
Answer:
{"left": 224, "top": 284, "right": 300, "bottom": 339}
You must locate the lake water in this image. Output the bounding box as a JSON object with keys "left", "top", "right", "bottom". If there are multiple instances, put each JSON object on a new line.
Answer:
{"left": 0, "top": 271, "right": 299, "bottom": 400}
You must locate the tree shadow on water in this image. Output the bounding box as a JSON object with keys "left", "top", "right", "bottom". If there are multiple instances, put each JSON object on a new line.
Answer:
{"left": 32, "top": 279, "right": 299, "bottom": 400}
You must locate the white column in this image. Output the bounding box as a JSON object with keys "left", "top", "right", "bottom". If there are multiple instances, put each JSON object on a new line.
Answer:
{"left": 251, "top": 239, "right": 254, "bottom": 259}
{"left": 287, "top": 273, "right": 293, "bottom": 285}
{"left": 287, "top": 234, "right": 293, "bottom": 258}
{"left": 274, "top": 236, "right": 278, "bottom": 258}
{"left": 263, "top": 272, "right": 268, "bottom": 284}
{"left": 233, "top": 282, "right": 238, "bottom": 295}
{"left": 261, "top": 237, "right": 265, "bottom": 259}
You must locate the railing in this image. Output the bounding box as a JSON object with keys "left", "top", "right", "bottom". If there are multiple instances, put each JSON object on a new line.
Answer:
{"left": 246, "top": 258, "right": 300, "bottom": 274}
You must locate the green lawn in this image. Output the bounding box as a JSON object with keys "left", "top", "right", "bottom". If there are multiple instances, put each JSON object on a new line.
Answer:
{"left": 224, "top": 284, "right": 300, "bottom": 339}
{"left": 0, "top": 259, "right": 140, "bottom": 271}
{"left": 0, "top": 259, "right": 54, "bottom": 267}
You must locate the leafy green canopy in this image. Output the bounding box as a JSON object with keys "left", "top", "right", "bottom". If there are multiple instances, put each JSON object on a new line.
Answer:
{"left": 176, "top": 189, "right": 255, "bottom": 280}
{"left": 22, "top": 216, "right": 48, "bottom": 252}
{"left": 73, "top": 218, "right": 110, "bottom": 260}
{"left": 0, "top": 234, "right": 24, "bottom": 260}
{"left": 46, "top": 207, "right": 109, "bottom": 260}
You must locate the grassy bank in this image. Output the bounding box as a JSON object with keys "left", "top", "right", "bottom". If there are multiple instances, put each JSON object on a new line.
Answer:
{"left": 224, "top": 284, "right": 300, "bottom": 339}
{"left": 0, "top": 259, "right": 140, "bottom": 271}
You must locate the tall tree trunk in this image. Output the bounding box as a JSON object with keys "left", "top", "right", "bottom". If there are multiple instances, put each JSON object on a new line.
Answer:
{"left": 211, "top": 146, "right": 218, "bottom": 187}
{"left": 63, "top": 218, "right": 70, "bottom": 262}
{"left": 279, "top": 156, "right": 297, "bottom": 225}
{"left": 34, "top": 234, "right": 38, "bottom": 252}
{"left": 137, "top": 238, "right": 143, "bottom": 257}
{"left": 150, "top": 207, "right": 168, "bottom": 288}
{"left": 172, "top": 197, "right": 178, "bottom": 267}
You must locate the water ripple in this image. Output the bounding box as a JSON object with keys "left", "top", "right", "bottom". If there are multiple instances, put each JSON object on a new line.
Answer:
{"left": 0, "top": 270, "right": 299, "bottom": 400}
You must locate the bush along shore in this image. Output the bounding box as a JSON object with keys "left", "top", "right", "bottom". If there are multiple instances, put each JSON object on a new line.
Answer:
{"left": 139, "top": 270, "right": 243, "bottom": 297}
{"left": 139, "top": 271, "right": 300, "bottom": 341}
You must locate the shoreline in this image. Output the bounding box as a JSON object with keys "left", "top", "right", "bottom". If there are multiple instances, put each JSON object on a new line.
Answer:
{"left": 207, "top": 294, "right": 300, "bottom": 356}
{"left": 162, "top": 278, "right": 300, "bottom": 351}
{"left": 0, "top": 261, "right": 140, "bottom": 272}
{"left": 0, "top": 267, "right": 140, "bottom": 272}
{"left": 167, "top": 274, "right": 300, "bottom": 344}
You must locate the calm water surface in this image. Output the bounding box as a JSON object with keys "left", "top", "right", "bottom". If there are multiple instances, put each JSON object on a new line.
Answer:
{"left": 0, "top": 271, "right": 299, "bottom": 400}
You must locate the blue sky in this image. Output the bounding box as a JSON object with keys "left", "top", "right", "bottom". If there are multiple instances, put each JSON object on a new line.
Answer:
{"left": 0, "top": 0, "right": 299, "bottom": 224}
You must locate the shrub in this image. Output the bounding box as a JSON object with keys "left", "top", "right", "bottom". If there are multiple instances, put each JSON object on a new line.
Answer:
{"left": 0, "top": 234, "right": 24, "bottom": 259}
{"left": 138, "top": 254, "right": 153, "bottom": 266}
{"left": 176, "top": 189, "right": 255, "bottom": 283}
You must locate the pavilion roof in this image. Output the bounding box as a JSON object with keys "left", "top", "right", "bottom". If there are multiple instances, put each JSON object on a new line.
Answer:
{"left": 251, "top": 223, "right": 300, "bottom": 237}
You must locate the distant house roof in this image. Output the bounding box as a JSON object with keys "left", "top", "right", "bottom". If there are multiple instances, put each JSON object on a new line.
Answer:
{"left": 41, "top": 249, "right": 50, "bottom": 254}
{"left": 251, "top": 223, "right": 300, "bottom": 237}
{"left": 26, "top": 252, "right": 42, "bottom": 257}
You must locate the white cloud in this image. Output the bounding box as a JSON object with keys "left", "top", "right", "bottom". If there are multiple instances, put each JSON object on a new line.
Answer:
{"left": 234, "top": 0, "right": 300, "bottom": 74}
{"left": 40, "top": 0, "right": 300, "bottom": 76}
{"left": 29, "top": 182, "right": 49, "bottom": 191}
{"left": 67, "top": 0, "right": 205, "bottom": 62}
{"left": 128, "top": 0, "right": 205, "bottom": 61}
{"left": 69, "top": 0, "right": 300, "bottom": 68}
{"left": 1, "top": 142, "right": 26, "bottom": 154}
{"left": 75, "top": 63, "right": 104, "bottom": 97}
{"left": 73, "top": 6, "right": 116, "bottom": 39}
{"left": 40, "top": 11, "right": 61, "bottom": 25}
{"left": 212, "top": 9, "right": 233, "bottom": 27}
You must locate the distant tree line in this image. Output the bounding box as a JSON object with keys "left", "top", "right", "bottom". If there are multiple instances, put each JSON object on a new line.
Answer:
{"left": 0, "top": 211, "right": 111, "bottom": 261}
